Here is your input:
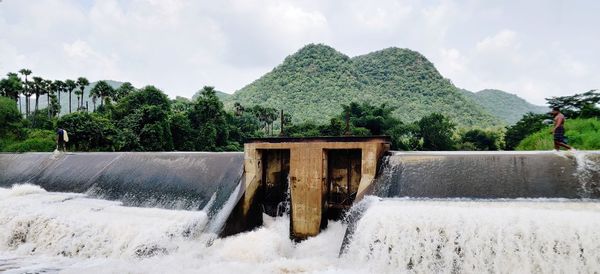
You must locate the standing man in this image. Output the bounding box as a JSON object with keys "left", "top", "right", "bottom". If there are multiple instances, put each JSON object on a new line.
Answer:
{"left": 550, "top": 107, "right": 574, "bottom": 151}
{"left": 56, "top": 128, "right": 67, "bottom": 152}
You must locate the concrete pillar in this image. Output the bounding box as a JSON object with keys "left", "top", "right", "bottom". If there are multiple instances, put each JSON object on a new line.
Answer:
{"left": 239, "top": 137, "right": 390, "bottom": 240}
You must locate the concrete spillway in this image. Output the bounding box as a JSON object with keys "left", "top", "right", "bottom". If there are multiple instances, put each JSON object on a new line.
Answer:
{"left": 2, "top": 149, "right": 600, "bottom": 273}
{"left": 369, "top": 151, "right": 600, "bottom": 199}
{"left": 1, "top": 150, "right": 599, "bottom": 241}
{"left": 0, "top": 152, "right": 244, "bottom": 212}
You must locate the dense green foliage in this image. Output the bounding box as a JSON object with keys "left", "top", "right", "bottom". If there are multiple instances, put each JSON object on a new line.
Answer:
{"left": 504, "top": 112, "right": 548, "bottom": 150}
{"left": 417, "top": 113, "right": 456, "bottom": 150}
{"left": 57, "top": 112, "right": 117, "bottom": 151}
{"left": 0, "top": 96, "right": 22, "bottom": 138}
{"left": 517, "top": 118, "right": 600, "bottom": 150}
{"left": 460, "top": 89, "right": 547, "bottom": 124}
{"left": 2, "top": 129, "right": 55, "bottom": 153}
{"left": 188, "top": 86, "right": 229, "bottom": 151}
{"left": 226, "top": 44, "right": 501, "bottom": 127}
{"left": 459, "top": 129, "right": 500, "bottom": 151}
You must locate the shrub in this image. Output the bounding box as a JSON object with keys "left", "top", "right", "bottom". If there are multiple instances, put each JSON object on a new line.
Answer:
{"left": 2, "top": 129, "right": 55, "bottom": 152}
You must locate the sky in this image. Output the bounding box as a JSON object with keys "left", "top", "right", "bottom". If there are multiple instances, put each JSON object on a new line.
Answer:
{"left": 0, "top": 0, "right": 598, "bottom": 105}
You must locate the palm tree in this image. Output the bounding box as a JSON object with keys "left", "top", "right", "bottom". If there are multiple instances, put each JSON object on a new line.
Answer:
{"left": 76, "top": 77, "right": 89, "bottom": 110}
{"left": 90, "top": 80, "right": 114, "bottom": 108}
{"left": 18, "top": 69, "right": 32, "bottom": 117}
{"left": 31, "top": 76, "right": 45, "bottom": 113}
{"left": 43, "top": 79, "right": 52, "bottom": 117}
{"left": 53, "top": 80, "right": 65, "bottom": 116}
{"left": 65, "top": 79, "right": 77, "bottom": 113}
{"left": 91, "top": 94, "right": 97, "bottom": 111}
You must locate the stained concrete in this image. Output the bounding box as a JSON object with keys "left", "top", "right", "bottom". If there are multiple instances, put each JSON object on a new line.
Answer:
{"left": 239, "top": 136, "right": 391, "bottom": 240}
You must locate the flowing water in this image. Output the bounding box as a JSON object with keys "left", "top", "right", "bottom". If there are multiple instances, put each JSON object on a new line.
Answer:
{"left": 1, "top": 151, "right": 600, "bottom": 273}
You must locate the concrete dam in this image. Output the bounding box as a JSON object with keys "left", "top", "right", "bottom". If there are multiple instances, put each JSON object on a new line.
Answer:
{"left": 1, "top": 138, "right": 600, "bottom": 272}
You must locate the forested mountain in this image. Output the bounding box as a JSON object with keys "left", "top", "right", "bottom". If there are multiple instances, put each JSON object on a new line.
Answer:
{"left": 460, "top": 89, "right": 547, "bottom": 124}
{"left": 225, "top": 44, "right": 501, "bottom": 127}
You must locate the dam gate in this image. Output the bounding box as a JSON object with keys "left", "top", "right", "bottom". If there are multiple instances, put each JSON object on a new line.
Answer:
{"left": 222, "top": 136, "right": 390, "bottom": 240}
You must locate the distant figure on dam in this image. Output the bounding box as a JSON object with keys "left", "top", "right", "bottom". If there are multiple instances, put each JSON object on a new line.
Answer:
{"left": 550, "top": 107, "right": 574, "bottom": 151}
{"left": 56, "top": 128, "right": 68, "bottom": 152}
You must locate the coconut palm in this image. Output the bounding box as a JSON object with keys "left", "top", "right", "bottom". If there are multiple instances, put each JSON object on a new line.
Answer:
{"left": 76, "top": 77, "right": 89, "bottom": 110}
{"left": 64, "top": 79, "right": 77, "bottom": 113}
{"left": 18, "top": 69, "right": 32, "bottom": 117}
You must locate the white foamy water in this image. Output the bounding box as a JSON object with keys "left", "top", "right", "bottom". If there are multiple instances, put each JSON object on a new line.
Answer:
{"left": 2, "top": 185, "right": 600, "bottom": 273}
{"left": 344, "top": 198, "right": 600, "bottom": 273}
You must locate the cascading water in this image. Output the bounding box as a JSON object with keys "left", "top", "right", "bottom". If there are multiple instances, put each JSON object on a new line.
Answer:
{"left": 276, "top": 177, "right": 292, "bottom": 217}
{"left": 570, "top": 151, "right": 600, "bottom": 196}
{"left": 341, "top": 198, "right": 600, "bottom": 273}
{"left": 1, "top": 151, "right": 600, "bottom": 273}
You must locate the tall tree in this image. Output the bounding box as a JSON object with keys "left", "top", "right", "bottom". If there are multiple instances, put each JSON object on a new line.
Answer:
{"left": 53, "top": 80, "right": 65, "bottom": 116}
{"left": 188, "top": 86, "right": 229, "bottom": 150}
{"left": 90, "top": 80, "right": 114, "bottom": 107}
{"left": 0, "top": 73, "right": 23, "bottom": 105}
{"left": 65, "top": 79, "right": 77, "bottom": 113}
{"left": 31, "top": 76, "right": 44, "bottom": 113}
{"left": 18, "top": 69, "right": 32, "bottom": 117}
{"left": 417, "top": 113, "right": 456, "bottom": 151}
{"left": 113, "top": 85, "right": 174, "bottom": 151}
{"left": 43, "top": 79, "right": 52, "bottom": 117}
{"left": 76, "top": 77, "right": 89, "bottom": 110}
{"left": 113, "top": 82, "right": 135, "bottom": 102}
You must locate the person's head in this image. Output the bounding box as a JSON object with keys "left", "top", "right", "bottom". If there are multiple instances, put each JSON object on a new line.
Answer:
{"left": 550, "top": 107, "right": 560, "bottom": 116}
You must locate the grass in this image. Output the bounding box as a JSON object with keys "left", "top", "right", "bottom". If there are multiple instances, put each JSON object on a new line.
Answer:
{"left": 517, "top": 118, "right": 600, "bottom": 150}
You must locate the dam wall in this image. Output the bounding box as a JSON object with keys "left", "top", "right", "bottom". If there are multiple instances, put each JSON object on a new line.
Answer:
{"left": 368, "top": 151, "right": 600, "bottom": 199}
{"left": 0, "top": 152, "right": 244, "bottom": 211}
{"left": 2, "top": 150, "right": 600, "bottom": 242}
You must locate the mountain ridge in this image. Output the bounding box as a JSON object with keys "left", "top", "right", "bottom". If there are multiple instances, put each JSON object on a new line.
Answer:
{"left": 225, "top": 44, "right": 501, "bottom": 127}
{"left": 460, "top": 88, "right": 547, "bottom": 124}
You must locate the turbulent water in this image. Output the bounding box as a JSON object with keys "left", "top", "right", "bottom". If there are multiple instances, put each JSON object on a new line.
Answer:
{"left": 2, "top": 185, "right": 600, "bottom": 274}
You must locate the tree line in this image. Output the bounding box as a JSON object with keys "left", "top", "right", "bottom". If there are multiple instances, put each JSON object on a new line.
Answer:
{"left": 1, "top": 69, "right": 597, "bottom": 152}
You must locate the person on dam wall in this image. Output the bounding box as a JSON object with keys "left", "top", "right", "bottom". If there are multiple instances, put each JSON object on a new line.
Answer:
{"left": 550, "top": 107, "right": 574, "bottom": 151}
{"left": 56, "top": 128, "right": 69, "bottom": 152}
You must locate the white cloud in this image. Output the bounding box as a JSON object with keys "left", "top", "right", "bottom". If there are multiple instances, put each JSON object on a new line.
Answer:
{"left": 0, "top": 0, "right": 598, "bottom": 104}
{"left": 476, "top": 29, "right": 519, "bottom": 53}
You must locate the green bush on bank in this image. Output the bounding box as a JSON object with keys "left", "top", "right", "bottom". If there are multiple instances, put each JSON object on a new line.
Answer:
{"left": 517, "top": 118, "right": 600, "bottom": 150}
{"left": 2, "top": 129, "right": 55, "bottom": 152}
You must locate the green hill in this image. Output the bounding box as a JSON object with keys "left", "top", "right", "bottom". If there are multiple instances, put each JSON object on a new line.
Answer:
{"left": 225, "top": 44, "right": 501, "bottom": 127}
{"left": 461, "top": 89, "right": 547, "bottom": 124}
